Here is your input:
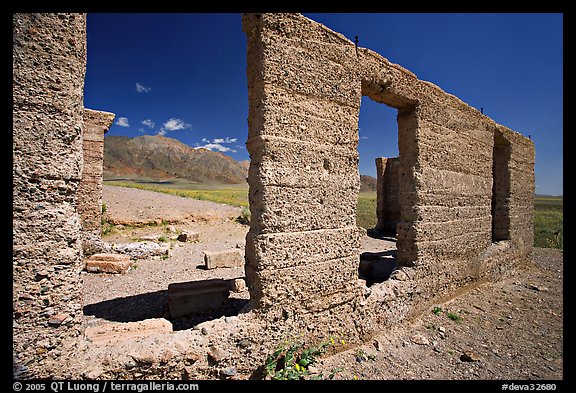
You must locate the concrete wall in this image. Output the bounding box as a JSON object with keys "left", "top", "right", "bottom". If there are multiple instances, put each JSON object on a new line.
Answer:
{"left": 243, "top": 13, "right": 534, "bottom": 335}
{"left": 13, "top": 13, "right": 87, "bottom": 377}
{"left": 375, "top": 157, "right": 401, "bottom": 236}
{"left": 243, "top": 14, "right": 364, "bottom": 332}
{"left": 78, "top": 109, "right": 115, "bottom": 255}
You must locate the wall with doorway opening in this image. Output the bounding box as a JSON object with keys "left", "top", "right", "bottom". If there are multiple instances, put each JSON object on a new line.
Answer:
{"left": 12, "top": 12, "right": 534, "bottom": 378}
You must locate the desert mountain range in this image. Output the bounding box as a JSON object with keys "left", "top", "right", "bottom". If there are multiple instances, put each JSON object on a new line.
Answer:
{"left": 104, "top": 134, "right": 376, "bottom": 190}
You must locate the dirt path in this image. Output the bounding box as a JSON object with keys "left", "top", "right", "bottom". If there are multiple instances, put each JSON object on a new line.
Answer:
{"left": 84, "top": 185, "right": 563, "bottom": 380}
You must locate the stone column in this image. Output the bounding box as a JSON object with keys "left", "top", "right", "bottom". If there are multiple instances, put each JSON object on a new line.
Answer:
{"left": 78, "top": 109, "right": 115, "bottom": 255}
{"left": 375, "top": 156, "right": 401, "bottom": 236}
{"left": 13, "top": 13, "right": 87, "bottom": 378}
{"left": 242, "top": 13, "right": 363, "bottom": 332}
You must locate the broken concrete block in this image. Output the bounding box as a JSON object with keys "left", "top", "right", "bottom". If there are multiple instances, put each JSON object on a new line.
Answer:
{"left": 229, "top": 278, "right": 247, "bottom": 293}
{"left": 85, "top": 253, "right": 131, "bottom": 274}
{"left": 204, "top": 249, "right": 243, "bottom": 269}
{"left": 167, "top": 279, "right": 230, "bottom": 318}
{"left": 85, "top": 318, "right": 172, "bottom": 345}
{"left": 177, "top": 230, "right": 199, "bottom": 242}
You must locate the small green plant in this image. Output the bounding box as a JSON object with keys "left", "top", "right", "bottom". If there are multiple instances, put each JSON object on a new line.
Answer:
{"left": 101, "top": 203, "right": 107, "bottom": 214}
{"left": 447, "top": 312, "right": 462, "bottom": 322}
{"left": 101, "top": 221, "right": 115, "bottom": 236}
{"left": 265, "top": 338, "right": 332, "bottom": 380}
{"left": 158, "top": 235, "right": 168, "bottom": 243}
{"left": 236, "top": 206, "right": 251, "bottom": 225}
{"left": 161, "top": 254, "right": 169, "bottom": 260}
{"left": 327, "top": 367, "right": 344, "bottom": 380}
{"left": 433, "top": 306, "right": 442, "bottom": 315}
{"left": 354, "top": 348, "right": 376, "bottom": 362}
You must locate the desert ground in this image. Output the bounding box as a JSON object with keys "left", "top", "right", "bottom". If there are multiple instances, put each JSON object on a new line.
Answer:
{"left": 81, "top": 185, "right": 563, "bottom": 380}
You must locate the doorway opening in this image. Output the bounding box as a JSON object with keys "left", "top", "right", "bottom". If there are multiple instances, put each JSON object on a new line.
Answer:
{"left": 357, "top": 96, "right": 399, "bottom": 286}
{"left": 491, "top": 129, "right": 511, "bottom": 243}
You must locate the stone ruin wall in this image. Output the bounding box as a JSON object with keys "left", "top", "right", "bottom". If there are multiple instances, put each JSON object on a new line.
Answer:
{"left": 12, "top": 12, "right": 535, "bottom": 377}
{"left": 242, "top": 13, "right": 534, "bottom": 336}
{"left": 13, "top": 13, "right": 87, "bottom": 376}
{"left": 375, "top": 157, "right": 400, "bottom": 236}
{"left": 78, "top": 109, "right": 115, "bottom": 255}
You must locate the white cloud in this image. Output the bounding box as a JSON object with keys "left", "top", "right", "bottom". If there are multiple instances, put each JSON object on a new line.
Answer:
{"left": 212, "top": 137, "right": 237, "bottom": 144}
{"left": 115, "top": 117, "right": 130, "bottom": 127}
{"left": 136, "top": 82, "right": 151, "bottom": 93}
{"left": 141, "top": 119, "right": 155, "bottom": 129}
{"left": 195, "top": 143, "right": 231, "bottom": 152}
{"left": 157, "top": 129, "right": 167, "bottom": 136}
{"left": 161, "top": 118, "right": 191, "bottom": 132}
{"left": 360, "top": 136, "right": 368, "bottom": 140}
{"left": 195, "top": 137, "right": 240, "bottom": 152}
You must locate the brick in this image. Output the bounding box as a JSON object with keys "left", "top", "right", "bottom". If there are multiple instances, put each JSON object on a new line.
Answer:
{"left": 85, "top": 253, "right": 131, "bottom": 274}
{"left": 167, "top": 279, "right": 230, "bottom": 318}
{"left": 204, "top": 249, "right": 244, "bottom": 269}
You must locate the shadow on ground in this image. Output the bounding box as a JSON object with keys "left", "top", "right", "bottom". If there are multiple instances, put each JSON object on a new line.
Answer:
{"left": 83, "top": 291, "right": 248, "bottom": 331}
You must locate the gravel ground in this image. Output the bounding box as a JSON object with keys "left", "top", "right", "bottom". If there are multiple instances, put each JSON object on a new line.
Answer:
{"left": 83, "top": 185, "right": 563, "bottom": 380}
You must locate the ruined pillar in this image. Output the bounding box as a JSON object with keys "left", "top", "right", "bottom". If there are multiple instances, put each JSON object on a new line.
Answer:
{"left": 13, "top": 13, "right": 87, "bottom": 377}
{"left": 375, "top": 156, "right": 401, "bottom": 236}
{"left": 78, "top": 109, "right": 115, "bottom": 255}
{"left": 242, "top": 13, "right": 363, "bottom": 328}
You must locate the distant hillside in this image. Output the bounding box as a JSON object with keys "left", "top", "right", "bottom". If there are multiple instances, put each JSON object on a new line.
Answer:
{"left": 104, "top": 135, "right": 248, "bottom": 184}
{"left": 360, "top": 175, "right": 377, "bottom": 192}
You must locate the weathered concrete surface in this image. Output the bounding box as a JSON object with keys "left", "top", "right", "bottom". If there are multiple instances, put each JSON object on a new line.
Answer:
{"left": 13, "top": 13, "right": 88, "bottom": 378}
{"left": 204, "top": 249, "right": 244, "bottom": 269}
{"left": 243, "top": 12, "right": 534, "bottom": 343}
{"left": 167, "top": 279, "right": 230, "bottom": 317}
{"left": 78, "top": 109, "right": 115, "bottom": 255}
{"left": 84, "top": 253, "right": 131, "bottom": 274}
{"left": 85, "top": 318, "right": 172, "bottom": 345}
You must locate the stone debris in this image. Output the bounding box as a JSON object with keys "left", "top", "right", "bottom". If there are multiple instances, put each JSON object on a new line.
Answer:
{"left": 167, "top": 279, "right": 230, "bottom": 317}
{"left": 85, "top": 253, "right": 131, "bottom": 274}
{"left": 104, "top": 241, "right": 170, "bottom": 260}
{"left": 460, "top": 352, "right": 481, "bottom": 362}
{"left": 391, "top": 270, "right": 408, "bottom": 281}
{"left": 48, "top": 313, "right": 72, "bottom": 327}
{"left": 411, "top": 333, "right": 430, "bottom": 346}
{"left": 85, "top": 318, "right": 172, "bottom": 345}
{"left": 207, "top": 345, "right": 228, "bottom": 364}
{"left": 137, "top": 235, "right": 160, "bottom": 241}
{"left": 204, "top": 249, "right": 243, "bottom": 269}
{"left": 221, "top": 366, "right": 237, "bottom": 377}
{"left": 177, "top": 230, "right": 200, "bottom": 242}
{"left": 528, "top": 284, "right": 549, "bottom": 292}
{"left": 229, "top": 278, "right": 247, "bottom": 293}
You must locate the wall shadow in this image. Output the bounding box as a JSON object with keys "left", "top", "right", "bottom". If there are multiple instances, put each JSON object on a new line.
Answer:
{"left": 359, "top": 250, "right": 398, "bottom": 287}
{"left": 83, "top": 290, "right": 249, "bottom": 331}
{"left": 83, "top": 290, "right": 168, "bottom": 322}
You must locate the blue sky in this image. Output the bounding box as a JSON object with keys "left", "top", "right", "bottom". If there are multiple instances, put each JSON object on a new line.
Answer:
{"left": 84, "top": 13, "right": 563, "bottom": 196}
